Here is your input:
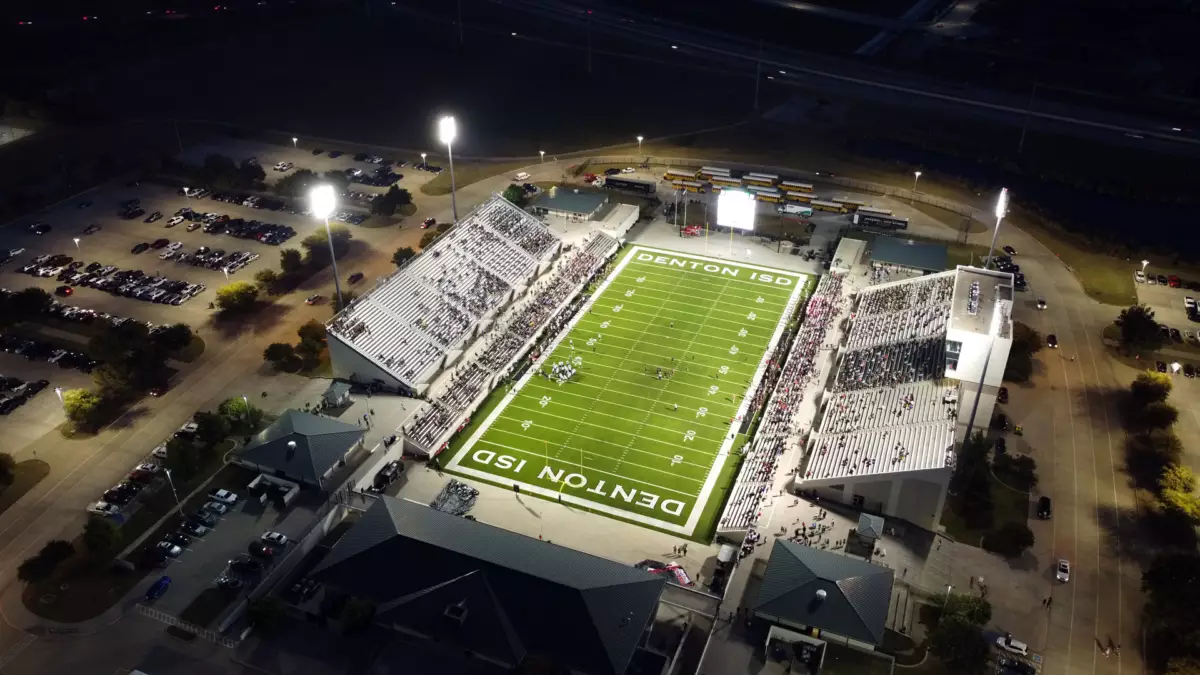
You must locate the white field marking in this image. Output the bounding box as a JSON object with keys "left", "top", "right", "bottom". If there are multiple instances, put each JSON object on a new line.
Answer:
{"left": 524, "top": 364, "right": 742, "bottom": 407}
{"left": 617, "top": 264, "right": 796, "bottom": 299}
{"left": 576, "top": 301, "right": 777, "bottom": 338}
{"left": 486, "top": 425, "right": 712, "bottom": 471}
{"left": 606, "top": 274, "right": 790, "bottom": 310}
{"left": 594, "top": 286, "right": 786, "bottom": 326}
{"left": 508, "top": 389, "right": 729, "bottom": 433}
{"left": 450, "top": 462, "right": 695, "bottom": 534}
{"left": 516, "top": 382, "right": 736, "bottom": 436}
{"left": 617, "top": 274, "right": 735, "bottom": 474}
{"left": 472, "top": 440, "right": 704, "bottom": 494}
{"left": 507, "top": 403, "right": 725, "bottom": 454}
{"left": 624, "top": 252, "right": 805, "bottom": 285}
{"left": 560, "top": 325, "right": 765, "bottom": 372}
{"left": 448, "top": 244, "right": 807, "bottom": 536}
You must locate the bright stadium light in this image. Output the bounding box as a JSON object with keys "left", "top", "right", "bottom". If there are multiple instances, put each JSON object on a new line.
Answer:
{"left": 983, "top": 187, "right": 1010, "bottom": 268}
{"left": 717, "top": 189, "right": 756, "bottom": 232}
{"left": 438, "top": 115, "right": 459, "bottom": 223}
{"left": 309, "top": 184, "right": 336, "bottom": 220}
{"left": 994, "top": 187, "right": 1009, "bottom": 219}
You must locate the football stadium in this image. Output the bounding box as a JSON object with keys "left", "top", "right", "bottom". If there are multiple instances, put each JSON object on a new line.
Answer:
{"left": 445, "top": 246, "right": 809, "bottom": 536}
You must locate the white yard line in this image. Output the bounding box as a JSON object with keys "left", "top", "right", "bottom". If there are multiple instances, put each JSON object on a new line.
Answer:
{"left": 505, "top": 404, "right": 724, "bottom": 456}
{"left": 475, "top": 440, "right": 704, "bottom": 494}
{"left": 486, "top": 425, "right": 713, "bottom": 470}
{"left": 507, "top": 390, "right": 729, "bottom": 432}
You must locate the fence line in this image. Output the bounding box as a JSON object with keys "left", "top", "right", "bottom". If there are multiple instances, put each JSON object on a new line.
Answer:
{"left": 136, "top": 604, "right": 238, "bottom": 647}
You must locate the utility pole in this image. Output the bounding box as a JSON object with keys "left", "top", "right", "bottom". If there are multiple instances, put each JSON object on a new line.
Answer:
{"left": 753, "top": 38, "right": 763, "bottom": 111}
{"left": 1017, "top": 78, "right": 1039, "bottom": 154}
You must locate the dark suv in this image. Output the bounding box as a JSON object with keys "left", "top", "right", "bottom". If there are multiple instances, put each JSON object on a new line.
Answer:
{"left": 1037, "top": 496, "right": 1052, "bottom": 519}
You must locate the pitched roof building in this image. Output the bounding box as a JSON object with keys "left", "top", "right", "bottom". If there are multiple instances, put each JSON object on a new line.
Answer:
{"left": 233, "top": 410, "right": 365, "bottom": 488}
{"left": 752, "top": 540, "right": 894, "bottom": 647}
{"left": 311, "top": 496, "right": 667, "bottom": 675}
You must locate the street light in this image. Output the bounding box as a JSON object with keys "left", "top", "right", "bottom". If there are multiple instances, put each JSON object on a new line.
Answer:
{"left": 54, "top": 387, "right": 64, "bottom": 404}
{"left": 983, "top": 187, "right": 1009, "bottom": 269}
{"left": 911, "top": 171, "right": 922, "bottom": 204}
{"left": 163, "top": 468, "right": 185, "bottom": 517}
{"left": 1141, "top": 259, "right": 1150, "bottom": 273}
{"left": 420, "top": 152, "right": 427, "bottom": 169}
{"left": 438, "top": 115, "right": 459, "bottom": 224}
{"left": 636, "top": 135, "right": 644, "bottom": 156}
{"left": 309, "top": 184, "right": 344, "bottom": 311}
{"left": 540, "top": 150, "right": 545, "bottom": 164}
{"left": 292, "top": 137, "right": 298, "bottom": 148}
{"left": 73, "top": 237, "right": 80, "bottom": 251}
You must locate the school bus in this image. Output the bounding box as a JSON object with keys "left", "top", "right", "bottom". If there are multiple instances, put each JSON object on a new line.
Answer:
{"left": 811, "top": 200, "right": 849, "bottom": 213}
{"left": 857, "top": 205, "right": 893, "bottom": 216}
{"left": 832, "top": 197, "right": 867, "bottom": 209}
{"left": 698, "top": 166, "right": 732, "bottom": 180}
{"left": 785, "top": 191, "right": 815, "bottom": 204}
{"left": 780, "top": 181, "right": 814, "bottom": 193}
{"left": 663, "top": 169, "right": 695, "bottom": 182}
{"left": 743, "top": 172, "right": 779, "bottom": 187}
{"left": 671, "top": 180, "right": 707, "bottom": 193}
{"left": 711, "top": 175, "right": 742, "bottom": 189}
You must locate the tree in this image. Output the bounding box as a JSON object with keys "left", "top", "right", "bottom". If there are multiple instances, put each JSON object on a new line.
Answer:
{"left": 17, "top": 540, "right": 74, "bottom": 583}
{"left": 1131, "top": 372, "right": 1173, "bottom": 406}
{"left": 163, "top": 437, "right": 201, "bottom": 480}
{"left": 82, "top": 516, "right": 121, "bottom": 553}
{"left": 272, "top": 168, "right": 318, "bottom": 199}
{"left": 942, "top": 592, "right": 992, "bottom": 626}
{"left": 264, "top": 342, "right": 296, "bottom": 366}
{"left": 301, "top": 223, "right": 352, "bottom": 265}
{"left": 297, "top": 319, "right": 327, "bottom": 346}
{"left": 993, "top": 453, "right": 1038, "bottom": 491}
{"left": 1130, "top": 401, "right": 1179, "bottom": 431}
{"left": 1167, "top": 656, "right": 1200, "bottom": 675}
{"left": 152, "top": 323, "right": 194, "bottom": 353}
{"left": 246, "top": 597, "right": 285, "bottom": 633}
{"left": 390, "top": 186, "right": 412, "bottom": 206}
{"left": 1118, "top": 304, "right": 1165, "bottom": 352}
{"left": 392, "top": 246, "right": 416, "bottom": 267}
{"left": 92, "top": 363, "right": 136, "bottom": 400}
{"left": 201, "top": 154, "right": 239, "bottom": 190}
{"left": 1160, "top": 465, "right": 1200, "bottom": 521}
{"left": 1143, "top": 552, "right": 1200, "bottom": 666}
{"left": 928, "top": 615, "right": 990, "bottom": 675}
{"left": 254, "top": 269, "right": 281, "bottom": 295}
{"left": 982, "top": 522, "right": 1035, "bottom": 558}
{"left": 322, "top": 170, "right": 350, "bottom": 193}
{"left": 215, "top": 281, "right": 259, "bottom": 312}
{"left": 238, "top": 158, "right": 266, "bottom": 187}
{"left": 193, "top": 410, "right": 230, "bottom": 448}
{"left": 1126, "top": 430, "right": 1184, "bottom": 491}
{"left": 280, "top": 248, "right": 305, "bottom": 275}
{"left": 218, "top": 397, "right": 264, "bottom": 432}
{"left": 1004, "top": 321, "right": 1042, "bottom": 383}
{"left": 63, "top": 388, "right": 105, "bottom": 431}
{"left": 419, "top": 231, "right": 438, "bottom": 249}
{"left": 10, "top": 287, "right": 52, "bottom": 321}
{"left": 502, "top": 183, "right": 526, "bottom": 206}
{"left": 371, "top": 193, "right": 397, "bottom": 217}
{"left": 0, "top": 452, "right": 15, "bottom": 487}
{"left": 949, "top": 434, "right": 994, "bottom": 529}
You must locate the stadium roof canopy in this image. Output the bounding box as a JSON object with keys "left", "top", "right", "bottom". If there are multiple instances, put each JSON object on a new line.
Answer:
{"left": 752, "top": 539, "right": 894, "bottom": 645}
{"left": 530, "top": 187, "right": 609, "bottom": 217}
{"left": 869, "top": 236, "right": 947, "bottom": 273}
{"left": 312, "top": 496, "right": 666, "bottom": 675}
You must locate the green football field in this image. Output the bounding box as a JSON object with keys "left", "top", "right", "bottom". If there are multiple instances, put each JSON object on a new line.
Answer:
{"left": 445, "top": 245, "right": 807, "bottom": 536}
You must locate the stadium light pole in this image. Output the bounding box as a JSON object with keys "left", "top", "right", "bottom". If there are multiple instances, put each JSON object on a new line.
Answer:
{"left": 309, "top": 184, "right": 344, "bottom": 312}
{"left": 540, "top": 150, "right": 545, "bottom": 164}
{"left": 1140, "top": 259, "right": 1150, "bottom": 273}
{"left": 636, "top": 135, "right": 643, "bottom": 156}
{"left": 910, "top": 171, "right": 922, "bottom": 204}
{"left": 291, "top": 137, "right": 297, "bottom": 148}
{"left": 420, "top": 152, "right": 427, "bottom": 170}
{"left": 73, "top": 237, "right": 80, "bottom": 252}
{"left": 439, "top": 116, "right": 459, "bottom": 224}
{"left": 982, "top": 187, "right": 1008, "bottom": 269}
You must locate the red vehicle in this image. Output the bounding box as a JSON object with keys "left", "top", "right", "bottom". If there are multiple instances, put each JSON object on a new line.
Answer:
{"left": 421, "top": 217, "right": 436, "bottom": 229}
{"left": 583, "top": 173, "right": 598, "bottom": 183}
{"left": 682, "top": 225, "right": 701, "bottom": 237}
{"left": 1169, "top": 275, "right": 1181, "bottom": 288}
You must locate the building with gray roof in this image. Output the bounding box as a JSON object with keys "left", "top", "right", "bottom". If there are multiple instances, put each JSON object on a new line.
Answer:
{"left": 869, "top": 236, "right": 948, "bottom": 274}
{"left": 233, "top": 410, "right": 365, "bottom": 488}
{"left": 529, "top": 186, "right": 609, "bottom": 221}
{"left": 752, "top": 540, "right": 894, "bottom": 648}
{"left": 311, "top": 496, "right": 667, "bottom": 675}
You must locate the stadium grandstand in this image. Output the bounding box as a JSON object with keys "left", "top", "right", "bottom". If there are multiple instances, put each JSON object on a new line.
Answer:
{"left": 326, "top": 195, "right": 562, "bottom": 396}
{"left": 792, "top": 267, "right": 1013, "bottom": 529}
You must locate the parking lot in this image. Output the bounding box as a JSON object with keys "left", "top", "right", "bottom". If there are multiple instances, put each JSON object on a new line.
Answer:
{"left": 0, "top": 351, "right": 92, "bottom": 455}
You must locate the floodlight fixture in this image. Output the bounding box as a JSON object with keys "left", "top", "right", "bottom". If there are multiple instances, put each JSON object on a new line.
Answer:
{"left": 438, "top": 116, "right": 457, "bottom": 145}
{"left": 994, "top": 187, "right": 1009, "bottom": 220}
{"left": 309, "top": 184, "right": 336, "bottom": 220}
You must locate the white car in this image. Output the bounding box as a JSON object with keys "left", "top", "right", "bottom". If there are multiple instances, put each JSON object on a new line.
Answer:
{"left": 1186, "top": 297, "right": 1196, "bottom": 309}
{"left": 273, "top": 162, "right": 293, "bottom": 172}
{"left": 156, "top": 541, "right": 183, "bottom": 557}
{"left": 261, "top": 531, "right": 289, "bottom": 546}
{"left": 134, "top": 462, "right": 161, "bottom": 475}
{"left": 996, "top": 636, "right": 1029, "bottom": 657}
{"left": 1135, "top": 271, "right": 1146, "bottom": 283}
{"left": 202, "top": 501, "right": 229, "bottom": 515}
{"left": 621, "top": 167, "right": 636, "bottom": 174}
{"left": 158, "top": 250, "right": 175, "bottom": 260}
{"left": 209, "top": 489, "right": 239, "bottom": 505}
{"left": 152, "top": 444, "right": 169, "bottom": 459}
{"left": 166, "top": 215, "right": 184, "bottom": 227}
{"left": 87, "top": 501, "right": 120, "bottom": 516}
{"left": 1056, "top": 559, "right": 1070, "bottom": 583}
{"left": 167, "top": 241, "right": 183, "bottom": 251}
{"left": 513, "top": 172, "right": 530, "bottom": 181}
{"left": 178, "top": 421, "right": 199, "bottom": 435}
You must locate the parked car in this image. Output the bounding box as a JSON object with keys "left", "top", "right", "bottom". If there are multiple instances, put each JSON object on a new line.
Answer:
{"left": 202, "top": 501, "right": 229, "bottom": 515}
{"left": 421, "top": 217, "right": 436, "bottom": 229}
{"left": 131, "top": 243, "right": 150, "bottom": 254}
{"left": 145, "top": 575, "right": 171, "bottom": 600}
{"left": 87, "top": 501, "right": 120, "bottom": 516}
{"left": 1037, "top": 496, "right": 1052, "bottom": 519}
{"left": 188, "top": 510, "right": 219, "bottom": 528}
{"left": 1047, "top": 334, "right": 1058, "bottom": 348}
{"left": 261, "top": 531, "right": 289, "bottom": 546}
{"left": 348, "top": 272, "right": 364, "bottom": 284}
{"left": 1056, "top": 559, "right": 1070, "bottom": 583}
{"left": 156, "top": 541, "right": 183, "bottom": 558}
{"left": 181, "top": 522, "right": 210, "bottom": 537}
{"left": 248, "top": 541, "right": 277, "bottom": 558}
{"left": 83, "top": 223, "right": 102, "bottom": 235}
{"left": 209, "top": 489, "right": 239, "bottom": 504}
{"left": 1002, "top": 245, "right": 1017, "bottom": 256}
{"left": 995, "top": 635, "right": 1029, "bottom": 657}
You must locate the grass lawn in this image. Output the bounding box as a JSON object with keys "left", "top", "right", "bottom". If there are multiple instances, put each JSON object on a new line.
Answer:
{"left": 0, "top": 460, "right": 50, "bottom": 516}
{"left": 940, "top": 472, "right": 1029, "bottom": 546}
{"left": 444, "top": 245, "right": 808, "bottom": 537}
{"left": 420, "top": 160, "right": 535, "bottom": 197}
{"left": 1010, "top": 208, "right": 1137, "bottom": 307}
{"left": 910, "top": 201, "right": 987, "bottom": 235}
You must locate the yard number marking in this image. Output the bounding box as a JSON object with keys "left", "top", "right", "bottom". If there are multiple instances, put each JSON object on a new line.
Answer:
{"left": 708, "top": 385, "right": 720, "bottom": 396}
{"left": 756, "top": 296, "right": 765, "bottom": 304}
{"left": 738, "top": 328, "right": 748, "bottom": 338}
{"left": 613, "top": 304, "right": 623, "bottom": 313}
{"left": 636, "top": 276, "right": 646, "bottom": 283}
{"left": 521, "top": 420, "right": 533, "bottom": 430}
{"left": 539, "top": 396, "right": 552, "bottom": 408}
{"left": 747, "top": 311, "right": 757, "bottom": 321}
{"left": 587, "top": 338, "right": 597, "bottom": 347}
{"left": 683, "top": 430, "right": 696, "bottom": 442}
{"left": 600, "top": 321, "right": 610, "bottom": 329}
{"left": 718, "top": 366, "right": 729, "bottom": 375}
{"left": 624, "top": 289, "right": 635, "bottom": 298}
{"left": 671, "top": 455, "right": 684, "bottom": 466}
{"left": 572, "top": 356, "right": 583, "bottom": 366}
{"left": 696, "top": 407, "right": 708, "bottom": 418}
{"left": 729, "top": 345, "right": 739, "bottom": 355}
